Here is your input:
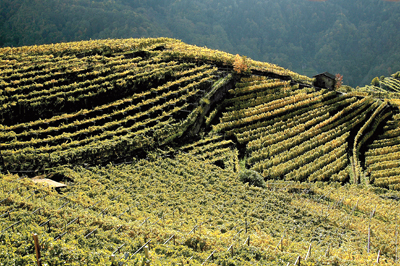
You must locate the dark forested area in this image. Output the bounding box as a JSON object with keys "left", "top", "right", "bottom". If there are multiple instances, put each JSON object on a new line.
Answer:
{"left": 1, "top": 0, "right": 400, "bottom": 87}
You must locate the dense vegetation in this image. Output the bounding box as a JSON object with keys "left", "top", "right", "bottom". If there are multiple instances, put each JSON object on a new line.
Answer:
{"left": 1, "top": 0, "right": 400, "bottom": 87}
{"left": 2, "top": 156, "right": 400, "bottom": 265}
{"left": 1, "top": 38, "right": 400, "bottom": 264}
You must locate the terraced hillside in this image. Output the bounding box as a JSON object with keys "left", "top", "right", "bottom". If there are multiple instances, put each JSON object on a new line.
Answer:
{"left": 1, "top": 38, "right": 400, "bottom": 265}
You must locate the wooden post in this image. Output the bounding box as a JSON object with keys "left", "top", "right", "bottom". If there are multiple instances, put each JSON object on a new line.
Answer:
{"left": 32, "top": 233, "right": 41, "bottom": 266}
{"left": 305, "top": 243, "right": 311, "bottom": 260}
{"left": 395, "top": 230, "right": 399, "bottom": 262}
{"left": 367, "top": 224, "right": 371, "bottom": 253}
{"left": 371, "top": 205, "right": 377, "bottom": 218}
{"left": 325, "top": 243, "right": 330, "bottom": 257}
{"left": 275, "top": 234, "right": 284, "bottom": 252}
{"left": 294, "top": 255, "right": 301, "bottom": 266}
{"left": 144, "top": 245, "right": 150, "bottom": 266}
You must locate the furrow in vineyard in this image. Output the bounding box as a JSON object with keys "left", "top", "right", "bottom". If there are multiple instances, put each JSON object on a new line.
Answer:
{"left": 0, "top": 68, "right": 216, "bottom": 142}
{"left": 367, "top": 151, "right": 400, "bottom": 167}
{"left": 0, "top": 55, "right": 79, "bottom": 84}
{"left": 368, "top": 136, "right": 400, "bottom": 149}
{"left": 225, "top": 88, "right": 292, "bottom": 112}
{"left": 215, "top": 90, "right": 333, "bottom": 134}
{"left": 2, "top": 56, "right": 143, "bottom": 99}
{"left": 352, "top": 102, "right": 388, "bottom": 183}
{"left": 283, "top": 143, "right": 348, "bottom": 182}
{"left": 238, "top": 95, "right": 356, "bottom": 145}
{"left": 247, "top": 111, "right": 331, "bottom": 152}
{"left": 307, "top": 153, "right": 349, "bottom": 182}
{"left": 362, "top": 105, "right": 400, "bottom": 188}
{"left": 248, "top": 97, "right": 373, "bottom": 167}
{"left": 13, "top": 61, "right": 182, "bottom": 104}
{"left": 0, "top": 65, "right": 196, "bottom": 124}
{"left": 0, "top": 75, "right": 210, "bottom": 150}
{"left": 370, "top": 168, "right": 400, "bottom": 180}
{"left": 330, "top": 168, "right": 350, "bottom": 182}
{"left": 0, "top": 53, "right": 155, "bottom": 96}
{"left": 0, "top": 76, "right": 215, "bottom": 169}
{"left": 235, "top": 94, "right": 355, "bottom": 144}
{"left": 254, "top": 133, "right": 349, "bottom": 180}
{"left": 0, "top": 64, "right": 214, "bottom": 133}
{"left": 176, "top": 133, "right": 237, "bottom": 170}
{"left": 165, "top": 41, "right": 314, "bottom": 84}
{"left": 221, "top": 90, "right": 324, "bottom": 123}
{"left": 374, "top": 176, "right": 400, "bottom": 190}
{"left": 368, "top": 160, "right": 400, "bottom": 172}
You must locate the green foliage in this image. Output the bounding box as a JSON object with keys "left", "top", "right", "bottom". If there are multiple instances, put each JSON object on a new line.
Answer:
{"left": 1, "top": 158, "right": 399, "bottom": 265}
{"left": 239, "top": 169, "right": 265, "bottom": 188}
{"left": 371, "top": 77, "right": 380, "bottom": 86}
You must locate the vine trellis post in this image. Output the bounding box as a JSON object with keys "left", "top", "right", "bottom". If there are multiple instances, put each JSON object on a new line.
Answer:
{"left": 32, "top": 233, "right": 41, "bottom": 266}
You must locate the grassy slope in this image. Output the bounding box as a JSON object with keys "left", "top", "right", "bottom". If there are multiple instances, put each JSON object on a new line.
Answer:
{"left": 0, "top": 38, "right": 400, "bottom": 265}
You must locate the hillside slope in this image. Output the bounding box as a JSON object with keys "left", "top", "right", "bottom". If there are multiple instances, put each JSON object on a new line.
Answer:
{"left": 1, "top": 38, "right": 400, "bottom": 265}
{"left": 0, "top": 37, "right": 398, "bottom": 189}
{"left": 1, "top": 156, "right": 400, "bottom": 265}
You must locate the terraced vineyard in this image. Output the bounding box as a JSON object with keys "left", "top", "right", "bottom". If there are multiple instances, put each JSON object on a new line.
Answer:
{"left": 1, "top": 38, "right": 400, "bottom": 265}
{"left": 366, "top": 113, "right": 400, "bottom": 190}
{"left": 215, "top": 77, "right": 393, "bottom": 186}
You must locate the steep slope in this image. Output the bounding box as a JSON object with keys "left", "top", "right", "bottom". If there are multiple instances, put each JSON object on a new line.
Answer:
{"left": 211, "top": 78, "right": 394, "bottom": 187}
{"left": 0, "top": 38, "right": 311, "bottom": 171}
{"left": 0, "top": 38, "right": 399, "bottom": 189}
{"left": 1, "top": 38, "right": 400, "bottom": 264}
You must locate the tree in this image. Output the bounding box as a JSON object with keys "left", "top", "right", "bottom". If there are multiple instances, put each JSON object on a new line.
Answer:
{"left": 233, "top": 54, "right": 250, "bottom": 75}
{"left": 335, "top": 74, "right": 343, "bottom": 89}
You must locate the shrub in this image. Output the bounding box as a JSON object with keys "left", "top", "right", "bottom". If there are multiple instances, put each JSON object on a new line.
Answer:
{"left": 239, "top": 169, "right": 265, "bottom": 188}
{"left": 233, "top": 54, "right": 250, "bottom": 75}
{"left": 371, "top": 77, "right": 380, "bottom": 86}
